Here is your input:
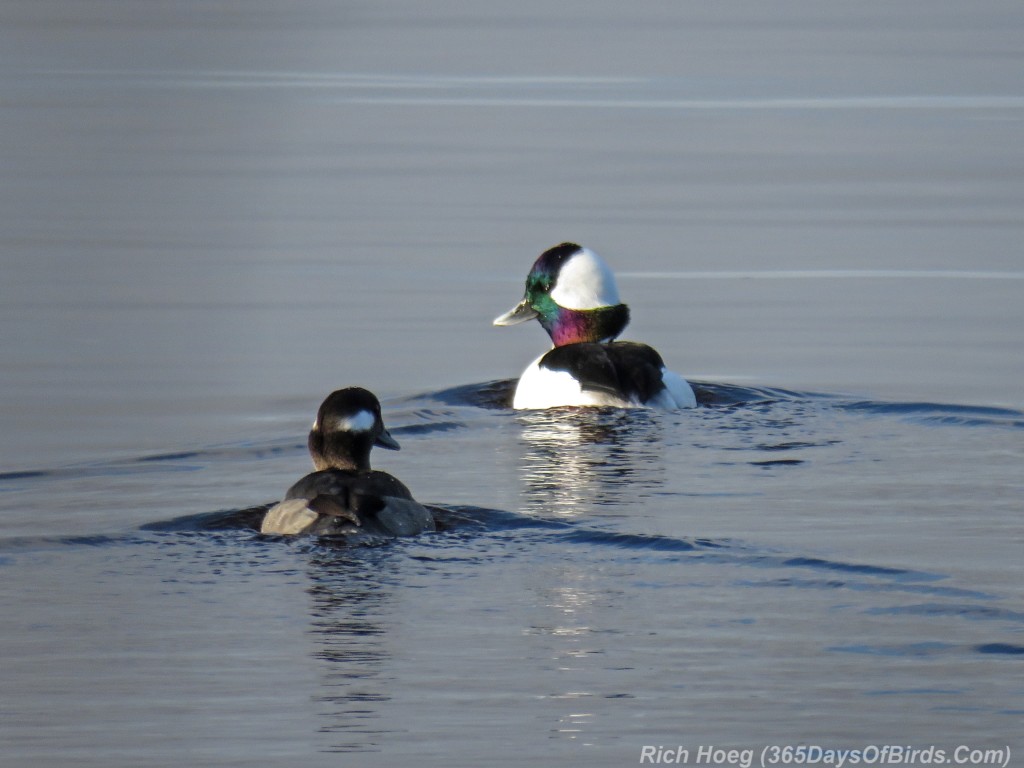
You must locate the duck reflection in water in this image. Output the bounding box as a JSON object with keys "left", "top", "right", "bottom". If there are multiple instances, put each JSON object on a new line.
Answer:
{"left": 515, "top": 407, "right": 670, "bottom": 519}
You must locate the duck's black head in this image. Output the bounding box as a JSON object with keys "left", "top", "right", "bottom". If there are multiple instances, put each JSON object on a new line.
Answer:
{"left": 307, "top": 387, "right": 400, "bottom": 472}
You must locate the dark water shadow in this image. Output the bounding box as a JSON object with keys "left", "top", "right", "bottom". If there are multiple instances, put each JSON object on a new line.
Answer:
{"left": 422, "top": 377, "right": 1024, "bottom": 430}
{"left": 5, "top": 378, "right": 1016, "bottom": 496}
{"left": 416, "top": 377, "right": 811, "bottom": 410}
{"left": 838, "top": 399, "right": 1024, "bottom": 429}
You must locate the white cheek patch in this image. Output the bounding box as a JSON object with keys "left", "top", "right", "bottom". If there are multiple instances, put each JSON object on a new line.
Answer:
{"left": 333, "top": 409, "right": 376, "bottom": 433}
{"left": 549, "top": 247, "right": 621, "bottom": 310}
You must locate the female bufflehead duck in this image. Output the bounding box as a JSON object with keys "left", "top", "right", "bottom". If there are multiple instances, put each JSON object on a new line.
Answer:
{"left": 260, "top": 387, "right": 435, "bottom": 539}
{"left": 493, "top": 242, "right": 697, "bottom": 410}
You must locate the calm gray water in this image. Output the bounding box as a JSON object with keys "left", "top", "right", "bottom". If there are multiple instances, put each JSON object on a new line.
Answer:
{"left": 1, "top": 2, "right": 1022, "bottom": 766}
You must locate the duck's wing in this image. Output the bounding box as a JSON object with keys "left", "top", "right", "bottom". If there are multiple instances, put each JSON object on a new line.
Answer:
{"left": 539, "top": 341, "right": 667, "bottom": 405}
{"left": 262, "top": 470, "right": 368, "bottom": 535}
{"left": 262, "top": 469, "right": 431, "bottom": 537}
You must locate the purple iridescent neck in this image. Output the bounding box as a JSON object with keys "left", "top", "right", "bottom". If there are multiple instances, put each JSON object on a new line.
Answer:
{"left": 540, "top": 303, "right": 631, "bottom": 346}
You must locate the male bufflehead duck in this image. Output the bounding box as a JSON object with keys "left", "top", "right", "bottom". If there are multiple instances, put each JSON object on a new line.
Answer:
{"left": 493, "top": 242, "right": 697, "bottom": 410}
{"left": 260, "top": 387, "right": 435, "bottom": 539}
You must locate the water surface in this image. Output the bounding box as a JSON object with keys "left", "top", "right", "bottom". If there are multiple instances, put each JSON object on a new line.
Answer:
{"left": 1, "top": 2, "right": 1022, "bottom": 766}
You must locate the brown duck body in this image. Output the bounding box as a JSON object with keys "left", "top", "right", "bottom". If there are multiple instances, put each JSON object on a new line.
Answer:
{"left": 260, "top": 388, "right": 435, "bottom": 540}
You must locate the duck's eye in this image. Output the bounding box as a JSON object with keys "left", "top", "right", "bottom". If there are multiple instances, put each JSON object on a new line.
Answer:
{"left": 528, "top": 277, "right": 551, "bottom": 294}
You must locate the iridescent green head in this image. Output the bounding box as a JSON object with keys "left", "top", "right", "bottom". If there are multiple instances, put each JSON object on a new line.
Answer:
{"left": 494, "top": 242, "right": 630, "bottom": 346}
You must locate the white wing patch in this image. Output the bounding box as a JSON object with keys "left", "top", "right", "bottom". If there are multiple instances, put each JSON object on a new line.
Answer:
{"left": 549, "top": 247, "right": 621, "bottom": 310}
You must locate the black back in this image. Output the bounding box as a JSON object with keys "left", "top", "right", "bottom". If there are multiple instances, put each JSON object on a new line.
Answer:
{"left": 539, "top": 341, "right": 667, "bottom": 405}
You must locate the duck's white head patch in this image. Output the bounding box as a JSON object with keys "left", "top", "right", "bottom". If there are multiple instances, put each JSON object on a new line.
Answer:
{"left": 550, "top": 247, "right": 621, "bottom": 310}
